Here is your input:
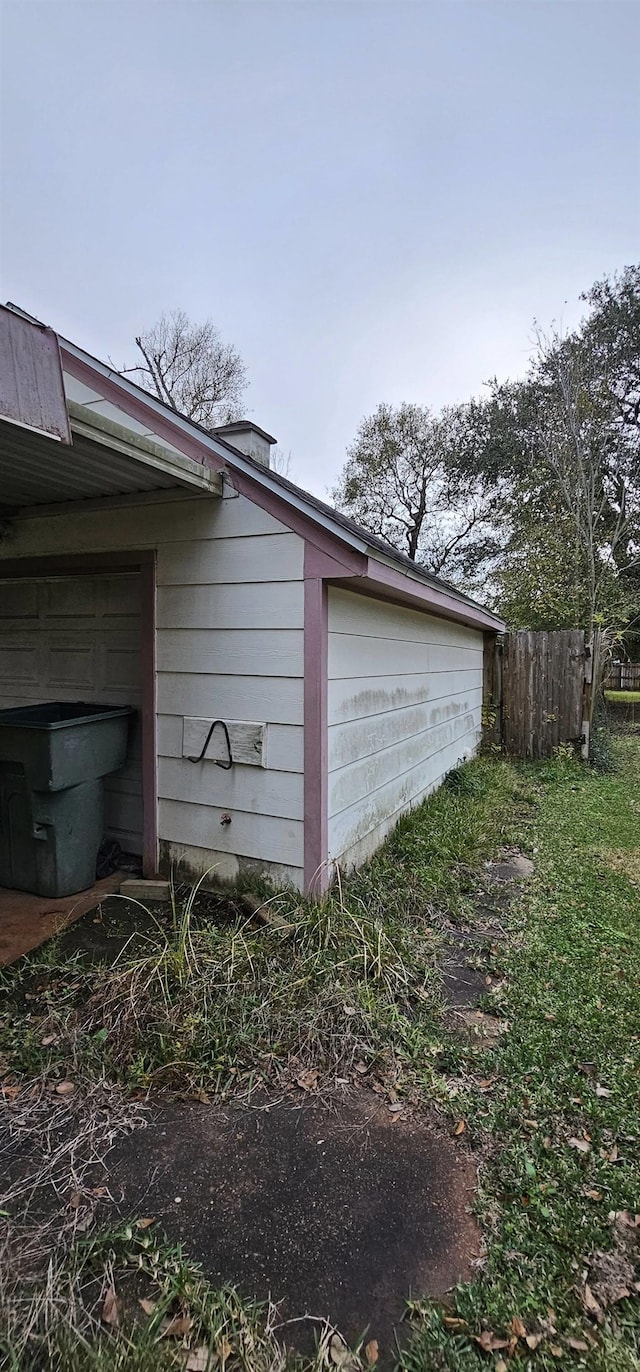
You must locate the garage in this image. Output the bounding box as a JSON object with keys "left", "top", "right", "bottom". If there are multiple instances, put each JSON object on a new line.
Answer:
{"left": 0, "top": 304, "right": 504, "bottom": 957}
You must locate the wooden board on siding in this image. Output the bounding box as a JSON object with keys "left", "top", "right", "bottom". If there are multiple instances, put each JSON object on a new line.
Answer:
{"left": 182, "top": 717, "right": 267, "bottom": 767}
{"left": 158, "top": 714, "right": 304, "bottom": 773}
{"left": 4, "top": 486, "right": 290, "bottom": 551}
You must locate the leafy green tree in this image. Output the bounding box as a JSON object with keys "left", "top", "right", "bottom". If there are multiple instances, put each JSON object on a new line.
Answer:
{"left": 582, "top": 265, "right": 640, "bottom": 444}
{"left": 332, "top": 401, "right": 503, "bottom": 586}
{"left": 485, "top": 271, "right": 640, "bottom": 634}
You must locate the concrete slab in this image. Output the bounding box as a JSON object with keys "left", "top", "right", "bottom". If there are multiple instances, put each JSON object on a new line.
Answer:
{"left": 0, "top": 875, "right": 123, "bottom": 966}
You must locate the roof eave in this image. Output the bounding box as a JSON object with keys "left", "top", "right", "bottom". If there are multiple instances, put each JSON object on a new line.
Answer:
{"left": 59, "top": 337, "right": 504, "bottom": 629}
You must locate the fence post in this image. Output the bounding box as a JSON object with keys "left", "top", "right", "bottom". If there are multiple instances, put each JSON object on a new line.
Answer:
{"left": 581, "top": 629, "right": 602, "bottom": 761}
{"left": 482, "top": 632, "right": 503, "bottom": 749}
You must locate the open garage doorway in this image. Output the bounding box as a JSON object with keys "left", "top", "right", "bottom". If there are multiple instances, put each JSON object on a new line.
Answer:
{"left": 0, "top": 555, "right": 157, "bottom": 900}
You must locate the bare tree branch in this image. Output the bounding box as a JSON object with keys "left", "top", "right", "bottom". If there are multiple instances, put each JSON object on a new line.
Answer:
{"left": 120, "top": 311, "right": 248, "bottom": 429}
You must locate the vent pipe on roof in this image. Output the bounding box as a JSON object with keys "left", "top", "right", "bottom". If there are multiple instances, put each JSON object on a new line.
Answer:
{"left": 213, "top": 420, "right": 276, "bottom": 468}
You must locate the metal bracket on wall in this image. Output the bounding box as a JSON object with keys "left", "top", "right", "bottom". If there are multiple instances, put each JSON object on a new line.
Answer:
{"left": 187, "top": 718, "right": 233, "bottom": 769}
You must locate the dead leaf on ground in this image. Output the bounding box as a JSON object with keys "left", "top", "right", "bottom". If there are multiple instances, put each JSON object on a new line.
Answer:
{"left": 568, "top": 1136, "right": 591, "bottom": 1153}
{"left": 510, "top": 1316, "right": 527, "bottom": 1338}
{"left": 525, "top": 1333, "right": 544, "bottom": 1349}
{"left": 1, "top": 1084, "right": 21, "bottom": 1101}
{"left": 549, "top": 1345, "right": 563, "bottom": 1358}
{"left": 474, "top": 1331, "right": 510, "bottom": 1352}
{"left": 186, "top": 1351, "right": 211, "bottom": 1372}
{"left": 41, "top": 1034, "right": 58, "bottom": 1046}
{"left": 388, "top": 1102, "right": 404, "bottom": 1113}
{"left": 160, "top": 1315, "right": 193, "bottom": 1338}
{"left": 453, "top": 1120, "right": 466, "bottom": 1136}
{"left": 582, "top": 1188, "right": 602, "bottom": 1201}
{"left": 75, "top": 1208, "right": 95, "bottom": 1233}
{"left": 136, "top": 1217, "right": 155, "bottom": 1229}
{"left": 295, "top": 1068, "right": 318, "bottom": 1092}
{"left": 55, "top": 1080, "right": 76, "bottom": 1096}
{"left": 216, "top": 1335, "right": 233, "bottom": 1364}
{"left": 329, "top": 1333, "right": 359, "bottom": 1370}
{"left": 496, "top": 1361, "right": 508, "bottom": 1372}
{"left": 580, "top": 1282, "right": 604, "bottom": 1324}
{"left": 565, "top": 1339, "right": 589, "bottom": 1352}
{"left": 595, "top": 1085, "right": 612, "bottom": 1097}
{"left": 101, "top": 1285, "right": 119, "bottom": 1328}
{"left": 365, "top": 1338, "right": 379, "bottom": 1366}
{"left": 138, "top": 1298, "right": 156, "bottom": 1316}
{"left": 612, "top": 1210, "right": 640, "bottom": 1229}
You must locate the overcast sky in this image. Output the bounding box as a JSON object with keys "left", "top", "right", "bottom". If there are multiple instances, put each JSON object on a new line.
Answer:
{"left": 1, "top": 0, "right": 638, "bottom": 496}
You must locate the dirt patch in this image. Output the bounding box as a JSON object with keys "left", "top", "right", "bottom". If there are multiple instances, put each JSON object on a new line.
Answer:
{"left": 598, "top": 848, "right": 640, "bottom": 887}
{"left": 437, "top": 851, "right": 531, "bottom": 1035}
{"left": 440, "top": 950, "right": 491, "bottom": 1010}
{"left": 485, "top": 853, "right": 534, "bottom": 883}
{"left": 55, "top": 894, "right": 174, "bottom": 965}
{"left": 104, "top": 1092, "right": 479, "bottom": 1359}
{"left": 54, "top": 888, "right": 246, "bottom": 966}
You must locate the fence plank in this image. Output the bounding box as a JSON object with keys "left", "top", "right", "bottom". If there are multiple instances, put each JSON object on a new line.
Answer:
{"left": 604, "top": 662, "right": 640, "bottom": 691}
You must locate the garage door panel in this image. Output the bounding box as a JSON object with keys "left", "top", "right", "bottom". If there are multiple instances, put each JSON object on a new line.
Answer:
{"left": 47, "top": 642, "right": 97, "bottom": 689}
{"left": 45, "top": 579, "right": 99, "bottom": 618}
{"left": 0, "top": 583, "right": 38, "bottom": 618}
{"left": 0, "top": 642, "right": 40, "bottom": 685}
{"left": 103, "top": 577, "right": 142, "bottom": 617}
{"left": 102, "top": 644, "right": 142, "bottom": 692}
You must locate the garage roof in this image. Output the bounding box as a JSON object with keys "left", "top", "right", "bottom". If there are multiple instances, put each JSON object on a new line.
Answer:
{"left": 0, "top": 308, "right": 221, "bottom": 511}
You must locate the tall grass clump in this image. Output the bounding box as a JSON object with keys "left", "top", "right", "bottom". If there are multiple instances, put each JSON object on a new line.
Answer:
{"left": 0, "top": 757, "right": 521, "bottom": 1103}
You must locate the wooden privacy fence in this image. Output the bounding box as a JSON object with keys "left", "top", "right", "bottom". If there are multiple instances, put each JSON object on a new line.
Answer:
{"left": 484, "top": 629, "right": 599, "bottom": 759}
{"left": 604, "top": 661, "right": 640, "bottom": 692}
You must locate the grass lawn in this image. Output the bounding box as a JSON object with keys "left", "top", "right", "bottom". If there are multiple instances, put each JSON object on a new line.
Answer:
{"left": 604, "top": 690, "right": 640, "bottom": 705}
{"left": 1, "top": 738, "right": 638, "bottom": 1370}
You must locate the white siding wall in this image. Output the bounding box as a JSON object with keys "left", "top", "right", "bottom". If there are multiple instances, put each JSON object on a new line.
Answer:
{"left": 327, "top": 588, "right": 484, "bottom": 870}
{"left": 0, "top": 487, "right": 306, "bottom": 888}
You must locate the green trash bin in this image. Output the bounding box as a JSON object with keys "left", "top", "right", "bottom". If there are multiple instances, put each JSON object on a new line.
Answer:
{"left": 0, "top": 702, "right": 133, "bottom": 898}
